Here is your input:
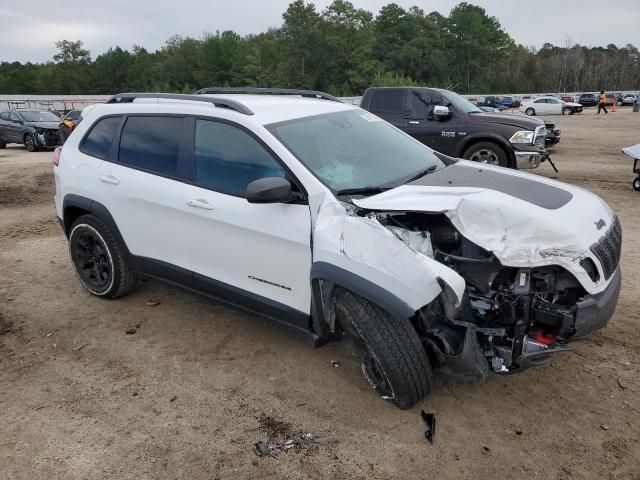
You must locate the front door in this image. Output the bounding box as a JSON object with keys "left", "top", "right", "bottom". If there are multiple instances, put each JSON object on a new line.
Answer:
{"left": 182, "top": 118, "right": 312, "bottom": 317}
{"left": 404, "top": 90, "right": 459, "bottom": 155}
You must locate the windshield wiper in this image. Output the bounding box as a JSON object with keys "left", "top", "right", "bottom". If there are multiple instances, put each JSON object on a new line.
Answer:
{"left": 335, "top": 186, "right": 388, "bottom": 197}
{"left": 402, "top": 165, "right": 439, "bottom": 184}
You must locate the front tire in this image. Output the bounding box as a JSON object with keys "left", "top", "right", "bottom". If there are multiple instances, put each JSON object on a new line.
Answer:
{"left": 24, "top": 133, "right": 38, "bottom": 152}
{"left": 525, "top": 108, "right": 535, "bottom": 116}
{"left": 463, "top": 141, "right": 509, "bottom": 167}
{"left": 333, "top": 288, "right": 433, "bottom": 409}
{"left": 633, "top": 177, "right": 640, "bottom": 192}
{"left": 68, "top": 214, "right": 137, "bottom": 299}
{"left": 0, "top": 138, "right": 6, "bottom": 149}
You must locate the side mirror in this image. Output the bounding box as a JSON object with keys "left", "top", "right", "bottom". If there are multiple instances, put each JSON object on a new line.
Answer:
{"left": 433, "top": 105, "right": 450, "bottom": 119}
{"left": 246, "top": 177, "right": 297, "bottom": 204}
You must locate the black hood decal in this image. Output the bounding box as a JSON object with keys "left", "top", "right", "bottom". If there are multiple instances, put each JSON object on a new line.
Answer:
{"left": 409, "top": 164, "right": 573, "bottom": 210}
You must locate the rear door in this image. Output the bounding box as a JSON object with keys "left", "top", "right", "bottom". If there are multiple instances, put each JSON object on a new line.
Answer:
{"left": 7, "top": 112, "right": 23, "bottom": 142}
{"left": 89, "top": 115, "right": 193, "bottom": 274}
{"left": 366, "top": 89, "right": 408, "bottom": 129}
{"left": 0, "top": 112, "right": 10, "bottom": 141}
{"left": 181, "top": 117, "right": 312, "bottom": 317}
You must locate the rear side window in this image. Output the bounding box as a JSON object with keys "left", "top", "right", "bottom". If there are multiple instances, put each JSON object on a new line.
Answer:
{"left": 194, "top": 119, "right": 285, "bottom": 196}
{"left": 0, "top": 112, "right": 9, "bottom": 121}
{"left": 80, "top": 116, "right": 121, "bottom": 159}
{"left": 119, "top": 116, "right": 183, "bottom": 177}
{"left": 369, "top": 91, "right": 405, "bottom": 113}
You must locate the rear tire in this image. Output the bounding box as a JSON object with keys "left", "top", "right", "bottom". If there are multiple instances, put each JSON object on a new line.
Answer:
{"left": 0, "top": 138, "right": 6, "bottom": 149}
{"left": 68, "top": 214, "right": 137, "bottom": 299}
{"left": 463, "top": 141, "right": 509, "bottom": 167}
{"left": 525, "top": 108, "right": 535, "bottom": 116}
{"left": 333, "top": 288, "right": 432, "bottom": 409}
{"left": 633, "top": 177, "right": 640, "bottom": 192}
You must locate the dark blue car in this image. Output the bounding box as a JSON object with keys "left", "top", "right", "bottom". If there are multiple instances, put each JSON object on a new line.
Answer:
{"left": 500, "top": 96, "right": 515, "bottom": 108}
{"left": 0, "top": 110, "right": 62, "bottom": 152}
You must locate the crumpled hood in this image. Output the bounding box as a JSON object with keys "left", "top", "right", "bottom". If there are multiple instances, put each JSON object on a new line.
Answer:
{"left": 25, "top": 121, "right": 59, "bottom": 129}
{"left": 353, "top": 161, "right": 615, "bottom": 294}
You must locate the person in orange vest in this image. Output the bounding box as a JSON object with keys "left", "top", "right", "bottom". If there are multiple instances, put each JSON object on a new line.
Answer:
{"left": 58, "top": 116, "right": 75, "bottom": 144}
{"left": 597, "top": 90, "right": 608, "bottom": 115}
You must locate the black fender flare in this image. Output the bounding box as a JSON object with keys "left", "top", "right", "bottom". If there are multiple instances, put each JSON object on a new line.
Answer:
{"left": 310, "top": 261, "right": 416, "bottom": 329}
{"left": 454, "top": 133, "right": 514, "bottom": 160}
{"left": 62, "top": 194, "right": 132, "bottom": 257}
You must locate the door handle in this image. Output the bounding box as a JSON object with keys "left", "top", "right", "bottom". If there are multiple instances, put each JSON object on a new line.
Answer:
{"left": 408, "top": 120, "right": 420, "bottom": 125}
{"left": 186, "top": 198, "right": 215, "bottom": 210}
{"left": 99, "top": 174, "right": 120, "bottom": 185}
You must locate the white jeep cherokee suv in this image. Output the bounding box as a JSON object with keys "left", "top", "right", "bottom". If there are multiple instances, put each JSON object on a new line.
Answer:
{"left": 54, "top": 88, "right": 621, "bottom": 409}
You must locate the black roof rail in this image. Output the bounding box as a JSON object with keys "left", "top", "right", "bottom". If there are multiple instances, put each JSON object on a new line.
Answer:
{"left": 106, "top": 93, "right": 254, "bottom": 116}
{"left": 194, "top": 87, "right": 340, "bottom": 103}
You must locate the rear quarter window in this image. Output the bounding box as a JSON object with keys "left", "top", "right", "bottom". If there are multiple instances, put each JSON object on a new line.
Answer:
{"left": 79, "top": 116, "right": 122, "bottom": 159}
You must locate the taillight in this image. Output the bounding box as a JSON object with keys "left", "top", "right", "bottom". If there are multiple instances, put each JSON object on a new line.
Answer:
{"left": 52, "top": 147, "right": 62, "bottom": 167}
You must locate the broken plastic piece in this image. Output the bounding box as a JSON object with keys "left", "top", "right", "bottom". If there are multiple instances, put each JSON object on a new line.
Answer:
{"left": 254, "top": 441, "right": 269, "bottom": 457}
{"left": 421, "top": 410, "right": 436, "bottom": 444}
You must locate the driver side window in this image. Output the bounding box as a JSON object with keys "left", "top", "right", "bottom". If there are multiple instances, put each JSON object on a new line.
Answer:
{"left": 194, "top": 119, "right": 286, "bottom": 196}
{"left": 9, "top": 112, "right": 20, "bottom": 122}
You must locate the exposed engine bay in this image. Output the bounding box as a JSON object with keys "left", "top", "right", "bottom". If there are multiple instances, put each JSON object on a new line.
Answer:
{"left": 372, "top": 210, "right": 592, "bottom": 378}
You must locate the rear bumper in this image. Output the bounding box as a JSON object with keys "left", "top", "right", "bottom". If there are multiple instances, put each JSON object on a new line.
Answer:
{"left": 573, "top": 267, "right": 621, "bottom": 337}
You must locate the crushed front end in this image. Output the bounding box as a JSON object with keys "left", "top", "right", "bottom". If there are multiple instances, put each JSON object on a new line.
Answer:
{"left": 373, "top": 211, "right": 621, "bottom": 378}
{"left": 34, "top": 128, "right": 62, "bottom": 148}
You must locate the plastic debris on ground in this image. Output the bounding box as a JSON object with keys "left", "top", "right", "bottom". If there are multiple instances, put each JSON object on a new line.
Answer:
{"left": 254, "top": 433, "right": 318, "bottom": 457}
{"left": 421, "top": 410, "right": 436, "bottom": 445}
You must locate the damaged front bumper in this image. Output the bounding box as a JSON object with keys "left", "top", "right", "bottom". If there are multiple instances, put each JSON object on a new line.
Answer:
{"left": 34, "top": 129, "right": 61, "bottom": 148}
{"left": 574, "top": 267, "right": 620, "bottom": 337}
{"left": 487, "top": 267, "right": 620, "bottom": 373}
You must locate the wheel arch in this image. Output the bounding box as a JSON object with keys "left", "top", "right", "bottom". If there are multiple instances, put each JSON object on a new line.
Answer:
{"left": 22, "top": 127, "right": 37, "bottom": 142}
{"left": 455, "top": 134, "right": 514, "bottom": 165}
{"left": 62, "top": 194, "right": 131, "bottom": 257}
{"left": 310, "top": 261, "right": 416, "bottom": 338}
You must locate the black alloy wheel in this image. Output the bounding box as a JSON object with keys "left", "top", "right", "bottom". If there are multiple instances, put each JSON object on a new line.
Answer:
{"left": 71, "top": 228, "right": 113, "bottom": 293}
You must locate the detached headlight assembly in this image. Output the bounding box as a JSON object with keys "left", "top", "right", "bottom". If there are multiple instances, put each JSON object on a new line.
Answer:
{"left": 509, "top": 130, "right": 535, "bottom": 144}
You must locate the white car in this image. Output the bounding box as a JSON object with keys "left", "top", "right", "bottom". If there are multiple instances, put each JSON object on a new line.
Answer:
{"left": 520, "top": 96, "right": 583, "bottom": 116}
{"left": 53, "top": 88, "right": 621, "bottom": 409}
{"left": 622, "top": 94, "right": 637, "bottom": 105}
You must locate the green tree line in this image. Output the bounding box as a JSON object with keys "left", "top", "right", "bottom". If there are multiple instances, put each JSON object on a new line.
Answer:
{"left": 1, "top": 1, "right": 639, "bottom": 96}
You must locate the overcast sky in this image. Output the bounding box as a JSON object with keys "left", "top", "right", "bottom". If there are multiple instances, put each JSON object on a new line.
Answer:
{"left": 1, "top": 0, "right": 639, "bottom": 63}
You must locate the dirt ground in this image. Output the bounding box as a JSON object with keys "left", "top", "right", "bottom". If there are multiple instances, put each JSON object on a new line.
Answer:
{"left": 1, "top": 107, "right": 639, "bottom": 480}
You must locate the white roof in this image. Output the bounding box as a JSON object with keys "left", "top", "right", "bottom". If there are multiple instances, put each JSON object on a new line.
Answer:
{"left": 199, "top": 94, "right": 356, "bottom": 124}
{"left": 89, "top": 94, "right": 355, "bottom": 126}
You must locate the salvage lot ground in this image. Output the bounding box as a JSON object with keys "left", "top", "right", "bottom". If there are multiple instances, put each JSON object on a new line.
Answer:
{"left": 1, "top": 107, "right": 639, "bottom": 480}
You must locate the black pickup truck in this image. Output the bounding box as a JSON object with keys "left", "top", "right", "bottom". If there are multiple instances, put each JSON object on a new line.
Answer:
{"left": 360, "top": 87, "right": 548, "bottom": 169}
